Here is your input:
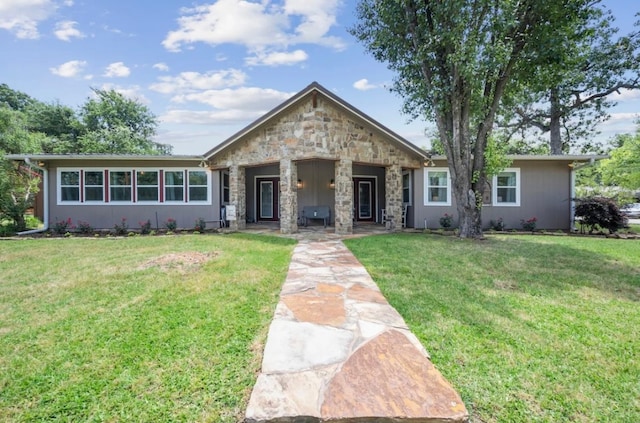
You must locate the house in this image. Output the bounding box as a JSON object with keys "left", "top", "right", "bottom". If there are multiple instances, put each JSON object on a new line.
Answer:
{"left": 8, "top": 82, "right": 602, "bottom": 234}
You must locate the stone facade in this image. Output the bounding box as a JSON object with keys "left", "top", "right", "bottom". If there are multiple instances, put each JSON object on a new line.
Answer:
{"left": 208, "top": 90, "right": 424, "bottom": 234}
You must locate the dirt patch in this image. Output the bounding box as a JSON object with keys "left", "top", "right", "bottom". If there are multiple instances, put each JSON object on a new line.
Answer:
{"left": 138, "top": 251, "right": 219, "bottom": 273}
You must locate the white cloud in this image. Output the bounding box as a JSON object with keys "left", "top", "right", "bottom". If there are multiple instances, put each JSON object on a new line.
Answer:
{"left": 609, "top": 88, "right": 640, "bottom": 102}
{"left": 162, "top": 0, "right": 344, "bottom": 57}
{"left": 159, "top": 86, "right": 295, "bottom": 127}
{"left": 153, "top": 62, "right": 170, "bottom": 72}
{"left": 50, "top": 60, "right": 87, "bottom": 77}
{"left": 54, "top": 20, "right": 84, "bottom": 41}
{"left": 0, "top": 0, "right": 57, "bottom": 39}
{"left": 63, "top": 0, "right": 73, "bottom": 5}
{"left": 245, "top": 49, "right": 308, "bottom": 66}
{"left": 353, "top": 79, "right": 379, "bottom": 91}
{"left": 160, "top": 109, "right": 264, "bottom": 125}
{"left": 104, "top": 62, "right": 131, "bottom": 78}
{"left": 149, "top": 69, "right": 247, "bottom": 94}
{"left": 171, "top": 87, "right": 293, "bottom": 111}
{"left": 99, "top": 84, "right": 150, "bottom": 104}
{"left": 283, "top": 0, "right": 344, "bottom": 48}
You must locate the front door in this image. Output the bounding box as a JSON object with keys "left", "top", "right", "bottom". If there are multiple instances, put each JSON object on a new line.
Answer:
{"left": 256, "top": 177, "right": 279, "bottom": 221}
{"left": 353, "top": 177, "right": 376, "bottom": 222}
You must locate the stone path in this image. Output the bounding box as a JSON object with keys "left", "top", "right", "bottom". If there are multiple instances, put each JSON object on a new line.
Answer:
{"left": 245, "top": 240, "right": 468, "bottom": 423}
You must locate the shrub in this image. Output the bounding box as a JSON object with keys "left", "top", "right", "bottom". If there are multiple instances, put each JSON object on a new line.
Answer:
{"left": 25, "top": 215, "right": 42, "bottom": 229}
{"left": 489, "top": 217, "right": 505, "bottom": 231}
{"left": 77, "top": 221, "right": 93, "bottom": 234}
{"left": 139, "top": 219, "right": 152, "bottom": 235}
{"left": 113, "top": 218, "right": 129, "bottom": 235}
{"left": 521, "top": 217, "right": 537, "bottom": 232}
{"left": 574, "top": 197, "right": 627, "bottom": 234}
{"left": 194, "top": 217, "right": 206, "bottom": 232}
{"left": 165, "top": 218, "right": 177, "bottom": 231}
{"left": 52, "top": 218, "right": 74, "bottom": 235}
{"left": 439, "top": 213, "right": 453, "bottom": 228}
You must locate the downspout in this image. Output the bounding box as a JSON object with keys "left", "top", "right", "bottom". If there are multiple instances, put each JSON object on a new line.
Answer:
{"left": 17, "top": 158, "right": 49, "bottom": 235}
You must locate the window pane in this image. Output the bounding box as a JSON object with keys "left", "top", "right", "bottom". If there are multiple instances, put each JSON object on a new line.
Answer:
{"left": 189, "top": 171, "right": 207, "bottom": 185}
{"left": 84, "top": 171, "right": 102, "bottom": 186}
{"left": 429, "top": 171, "right": 447, "bottom": 186}
{"left": 110, "top": 171, "right": 131, "bottom": 186}
{"left": 165, "top": 186, "right": 183, "bottom": 201}
{"left": 61, "top": 187, "right": 79, "bottom": 201}
{"left": 497, "top": 187, "right": 516, "bottom": 203}
{"left": 138, "top": 187, "right": 158, "bottom": 201}
{"left": 137, "top": 171, "right": 158, "bottom": 186}
{"left": 61, "top": 171, "right": 79, "bottom": 186}
{"left": 85, "top": 187, "right": 103, "bottom": 201}
{"left": 498, "top": 172, "right": 516, "bottom": 187}
{"left": 165, "top": 171, "right": 183, "bottom": 185}
{"left": 110, "top": 187, "right": 131, "bottom": 202}
{"left": 429, "top": 187, "right": 447, "bottom": 202}
{"left": 189, "top": 187, "right": 207, "bottom": 201}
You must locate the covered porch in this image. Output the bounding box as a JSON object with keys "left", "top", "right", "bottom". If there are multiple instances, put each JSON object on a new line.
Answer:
{"left": 220, "top": 159, "right": 407, "bottom": 235}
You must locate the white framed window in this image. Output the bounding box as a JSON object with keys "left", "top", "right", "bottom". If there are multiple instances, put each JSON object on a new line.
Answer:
{"left": 56, "top": 167, "right": 210, "bottom": 205}
{"left": 109, "top": 170, "right": 132, "bottom": 202}
{"left": 164, "top": 170, "right": 184, "bottom": 202}
{"left": 84, "top": 170, "right": 104, "bottom": 202}
{"left": 188, "top": 170, "right": 208, "bottom": 202}
{"left": 492, "top": 168, "right": 520, "bottom": 206}
{"left": 402, "top": 170, "right": 412, "bottom": 206}
{"left": 59, "top": 170, "right": 80, "bottom": 203}
{"left": 425, "top": 168, "right": 451, "bottom": 206}
{"left": 136, "top": 170, "right": 159, "bottom": 202}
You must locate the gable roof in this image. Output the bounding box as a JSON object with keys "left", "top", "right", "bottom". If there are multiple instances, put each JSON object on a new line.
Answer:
{"left": 203, "top": 81, "right": 429, "bottom": 160}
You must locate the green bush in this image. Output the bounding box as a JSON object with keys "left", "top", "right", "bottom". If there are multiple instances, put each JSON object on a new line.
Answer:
{"left": 574, "top": 197, "right": 627, "bottom": 234}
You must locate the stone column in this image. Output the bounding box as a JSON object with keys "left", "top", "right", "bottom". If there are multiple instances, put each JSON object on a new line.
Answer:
{"left": 385, "top": 164, "right": 403, "bottom": 231}
{"left": 334, "top": 159, "right": 353, "bottom": 235}
{"left": 229, "top": 164, "right": 246, "bottom": 230}
{"left": 279, "top": 158, "right": 298, "bottom": 234}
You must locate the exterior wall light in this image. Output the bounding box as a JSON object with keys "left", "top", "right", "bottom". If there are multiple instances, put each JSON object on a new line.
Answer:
{"left": 329, "top": 179, "right": 335, "bottom": 189}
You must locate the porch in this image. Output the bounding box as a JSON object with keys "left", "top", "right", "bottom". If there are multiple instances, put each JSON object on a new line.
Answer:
{"left": 220, "top": 159, "right": 408, "bottom": 235}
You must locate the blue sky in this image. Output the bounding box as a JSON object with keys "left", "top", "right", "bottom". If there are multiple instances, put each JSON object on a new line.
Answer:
{"left": 1, "top": 0, "right": 639, "bottom": 155}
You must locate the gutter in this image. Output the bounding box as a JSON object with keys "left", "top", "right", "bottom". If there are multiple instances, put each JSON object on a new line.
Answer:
{"left": 17, "top": 158, "right": 49, "bottom": 235}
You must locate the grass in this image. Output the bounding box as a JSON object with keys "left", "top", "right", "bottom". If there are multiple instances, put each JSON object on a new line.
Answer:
{"left": 344, "top": 234, "right": 640, "bottom": 423}
{"left": 0, "top": 234, "right": 295, "bottom": 422}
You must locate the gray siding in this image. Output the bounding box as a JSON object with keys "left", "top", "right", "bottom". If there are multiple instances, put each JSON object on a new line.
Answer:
{"left": 47, "top": 159, "right": 221, "bottom": 230}
{"left": 412, "top": 160, "right": 573, "bottom": 230}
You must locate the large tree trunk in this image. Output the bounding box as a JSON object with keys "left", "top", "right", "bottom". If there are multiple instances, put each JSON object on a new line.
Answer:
{"left": 455, "top": 187, "right": 484, "bottom": 238}
{"left": 549, "top": 87, "right": 563, "bottom": 155}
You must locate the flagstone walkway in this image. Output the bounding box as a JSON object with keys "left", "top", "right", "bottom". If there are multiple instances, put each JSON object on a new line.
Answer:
{"left": 245, "top": 239, "right": 468, "bottom": 423}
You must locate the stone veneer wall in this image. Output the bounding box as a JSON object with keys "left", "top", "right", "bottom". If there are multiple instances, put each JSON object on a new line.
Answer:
{"left": 209, "top": 92, "right": 423, "bottom": 233}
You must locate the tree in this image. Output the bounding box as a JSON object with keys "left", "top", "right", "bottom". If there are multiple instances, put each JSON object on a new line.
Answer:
{"left": 78, "top": 88, "right": 171, "bottom": 155}
{"left": 498, "top": 9, "right": 640, "bottom": 154}
{"left": 600, "top": 129, "right": 640, "bottom": 192}
{"left": 351, "top": 0, "right": 601, "bottom": 238}
{"left": 0, "top": 161, "right": 40, "bottom": 231}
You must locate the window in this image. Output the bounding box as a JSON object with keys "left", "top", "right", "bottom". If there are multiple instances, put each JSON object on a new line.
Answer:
{"left": 425, "top": 168, "right": 450, "bottom": 205}
{"left": 222, "top": 171, "right": 230, "bottom": 204}
{"left": 402, "top": 170, "right": 412, "bottom": 205}
{"left": 56, "top": 167, "right": 210, "bottom": 205}
{"left": 188, "top": 171, "right": 208, "bottom": 202}
{"left": 60, "top": 171, "right": 80, "bottom": 202}
{"left": 84, "top": 171, "right": 103, "bottom": 202}
{"left": 110, "top": 171, "right": 132, "bottom": 202}
{"left": 493, "top": 168, "right": 520, "bottom": 206}
{"left": 136, "top": 171, "right": 158, "bottom": 202}
{"left": 164, "top": 171, "right": 184, "bottom": 202}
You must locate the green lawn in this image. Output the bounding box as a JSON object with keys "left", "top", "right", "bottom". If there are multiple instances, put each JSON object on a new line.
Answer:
{"left": 345, "top": 234, "right": 640, "bottom": 423}
{"left": 0, "top": 234, "right": 295, "bottom": 422}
